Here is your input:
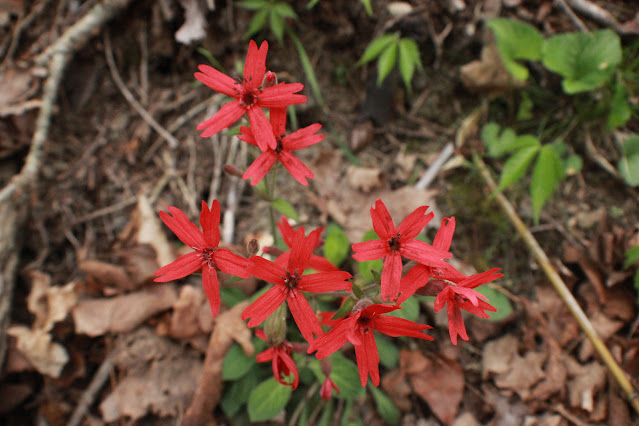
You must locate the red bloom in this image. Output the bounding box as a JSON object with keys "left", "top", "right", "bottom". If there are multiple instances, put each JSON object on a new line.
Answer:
{"left": 154, "top": 201, "right": 251, "bottom": 317}
{"left": 308, "top": 303, "right": 433, "bottom": 386}
{"left": 352, "top": 200, "right": 452, "bottom": 302}
{"left": 320, "top": 376, "right": 340, "bottom": 400}
{"left": 434, "top": 268, "right": 503, "bottom": 345}
{"left": 241, "top": 227, "right": 352, "bottom": 343}
{"left": 270, "top": 216, "right": 339, "bottom": 272}
{"left": 240, "top": 108, "right": 322, "bottom": 186}
{"left": 194, "top": 41, "right": 306, "bottom": 150}
{"left": 255, "top": 329, "right": 299, "bottom": 389}
{"left": 396, "top": 217, "right": 466, "bottom": 305}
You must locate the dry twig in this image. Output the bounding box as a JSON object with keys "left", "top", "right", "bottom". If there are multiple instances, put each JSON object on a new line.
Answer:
{"left": 66, "top": 356, "right": 114, "bottom": 426}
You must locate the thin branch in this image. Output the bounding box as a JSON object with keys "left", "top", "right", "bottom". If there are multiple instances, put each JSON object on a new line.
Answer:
{"left": 474, "top": 154, "right": 639, "bottom": 416}
{"left": 66, "top": 355, "right": 114, "bottom": 426}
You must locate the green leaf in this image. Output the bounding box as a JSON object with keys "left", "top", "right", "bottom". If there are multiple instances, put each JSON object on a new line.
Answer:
{"left": 360, "top": 0, "right": 373, "bottom": 16}
{"left": 273, "top": 2, "right": 298, "bottom": 19}
{"left": 563, "top": 154, "right": 583, "bottom": 176}
{"left": 245, "top": 8, "right": 269, "bottom": 39}
{"left": 238, "top": 0, "right": 268, "bottom": 10}
{"left": 357, "top": 229, "right": 384, "bottom": 284}
{"left": 288, "top": 30, "right": 324, "bottom": 107}
{"left": 531, "top": 144, "right": 563, "bottom": 223}
{"left": 542, "top": 29, "right": 622, "bottom": 93}
{"left": 474, "top": 285, "right": 514, "bottom": 321}
{"left": 377, "top": 42, "right": 398, "bottom": 85}
{"left": 247, "top": 378, "right": 292, "bottom": 422}
{"left": 317, "top": 398, "right": 335, "bottom": 426}
{"left": 196, "top": 47, "right": 224, "bottom": 71}
{"left": 220, "top": 286, "right": 247, "bottom": 307}
{"left": 331, "top": 297, "right": 356, "bottom": 321}
{"left": 375, "top": 334, "right": 400, "bottom": 369}
{"left": 517, "top": 92, "right": 534, "bottom": 120}
{"left": 608, "top": 80, "right": 631, "bottom": 129}
{"left": 387, "top": 296, "right": 419, "bottom": 322}
{"left": 618, "top": 135, "right": 639, "bottom": 186}
{"left": 323, "top": 222, "right": 350, "bottom": 267}
{"left": 496, "top": 144, "right": 540, "bottom": 191}
{"left": 486, "top": 18, "right": 544, "bottom": 80}
{"left": 367, "top": 383, "right": 400, "bottom": 425}
{"left": 624, "top": 246, "right": 639, "bottom": 269}
{"left": 271, "top": 198, "right": 299, "bottom": 221}
{"left": 398, "top": 38, "right": 420, "bottom": 91}
{"left": 269, "top": 9, "right": 285, "bottom": 44}
{"left": 330, "top": 352, "right": 366, "bottom": 399}
{"left": 358, "top": 34, "right": 397, "bottom": 66}
{"left": 481, "top": 123, "right": 539, "bottom": 158}
{"left": 221, "top": 365, "right": 258, "bottom": 417}
{"left": 222, "top": 342, "right": 257, "bottom": 380}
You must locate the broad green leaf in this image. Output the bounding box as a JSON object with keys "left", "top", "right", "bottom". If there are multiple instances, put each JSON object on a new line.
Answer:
{"left": 375, "top": 334, "right": 400, "bottom": 369}
{"left": 474, "top": 285, "right": 513, "bottom": 321}
{"left": 624, "top": 246, "right": 639, "bottom": 269}
{"left": 496, "top": 144, "right": 540, "bottom": 191}
{"left": 387, "top": 296, "right": 419, "bottom": 322}
{"left": 239, "top": 0, "right": 268, "bottom": 10}
{"left": 367, "top": 383, "right": 400, "bottom": 425}
{"left": 273, "top": 2, "right": 298, "bottom": 19}
{"left": 221, "top": 366, "right": 258, "bottom": 417}
{"left": 222, "top": 341, "right": 258, "bottom": 380}
{"left": 358, "top": 34, "right": 397, "bottom": 66}
{"left": 247, "top": 378, "right": 292, "bottom": 422}
{"left": 324, "top": 222, "right": 350, "bottom": 267}
{"left": 269, "top": 9, "right": 285, "bottom": 44}
{"left": 330, "top": 352, "right": 366, "bottom": 399}
{"left": 618, "top": 135, "right": 639, "bottom": 186}
{"left": 607, "top": 80, "right": 631, "bottom": 129}
{"left": 542, "top": 29, "right": 622, "bottom": 93}
{"left": 398, "top": 38, "right": 420, "bottom": 91}
{"left": 357, "top": 229, "right": 384, "bottom": 284}
{"left": 331, "top": 297, "right": 356, "bottom": 321}
{"left": 531, "top": 144, "right": 563, "bottom": 223}
{"left": 481, "top": 123, "right": 540, "bottom": 158}
{"left": 271, "top": 198, "right": 299, "bottom": 221}
{"left": 245, "top": 8, "right": 269, "bottom": 39}
{"left": 487, "top": 18, "right": 544, "bottom": 80}
{"left": 377, "top": 42, "right": 398, "bottom": 85}
{"left": 306, "top": 0, "right": 319, "bottom": 9}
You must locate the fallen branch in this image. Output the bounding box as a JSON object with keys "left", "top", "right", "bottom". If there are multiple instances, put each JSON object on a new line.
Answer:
{"left": 473, "top": 154, "right": 639, "bottom": 416}
{"left": 66, "top": 355, "right": 114, "bottom": 426}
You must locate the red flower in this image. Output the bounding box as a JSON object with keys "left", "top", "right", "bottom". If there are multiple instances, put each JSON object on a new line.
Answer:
{"left": 255, "top": 329, "right": 299, "bottom": 389}
{"left": 270, "top": 216, "right": 339, "bottom": 272}
{"left": 352, "top": 200, "right": 452, "bottom": 302}
{"left": 308, "top": 303, "right": 433, "bottom": 386}
{"left": 154, "top": 201, "right": 251, "bottom": 317}
{"left": 240, "top": 108, "right": 322, "bottom": 186}
{"left": 242, "top": 227, "right": 352, "bottom": 343}
{"left": 320, "top": 376, "right": 340, "bottom": 400}
{"left": 194, "top": 41, "right": 306, "bottom": 151}
{"left": 434, "top": 268, "right": 503, "bottom": 345}
{"left": 396, "top": 217, "right": 466, "bottom": 305}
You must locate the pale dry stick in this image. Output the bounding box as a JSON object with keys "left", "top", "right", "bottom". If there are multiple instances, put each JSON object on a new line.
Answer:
{"left": 103, "top": 32, "right": 179, "bottom": 149}
{"left": 566, "top": 0, "right": 618, "bottom": 28}
{"left": 66, "top": 356, "right": 114, "bottom": 426}
{"left": 555, "top": 0, "right": 590, "bottom": 32}
{"left": 222, "top": 140, "right": 247, "bottom": 244}
{"left": 474, "top": 154, "right": 639, "bottom": 416}
{"left": 414, "top": 142, "right": 455, "bottom": 190}
{"left": 71, "top": 197, "right": 138, "bottom": 225}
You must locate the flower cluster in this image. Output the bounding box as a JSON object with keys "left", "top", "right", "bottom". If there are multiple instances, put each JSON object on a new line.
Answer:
{"left": 154, "top": 40, "right": 503, "bottom": 393}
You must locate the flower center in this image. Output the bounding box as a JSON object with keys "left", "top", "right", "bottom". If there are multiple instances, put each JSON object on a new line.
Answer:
{"left": 282, "top": 269, "right": 301, "bottom": 290}
{"left": 274, "top": 135, "right": 284, "bottom": 154}
{"left": 357, "top": 316, "right": 372, "bottom": 334}
{"left": 388, "top": 233, "right": 401, "bottom": 252}
{"left": 201, "top": 247, "right": 217, "bottom": 268}
{"left": 234, "top": 77, "right": 261, "bottom": 108}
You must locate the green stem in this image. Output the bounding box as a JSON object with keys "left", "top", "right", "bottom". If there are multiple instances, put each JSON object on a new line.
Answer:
{"left": 264, "top": 170, "right": 280, "bottom": 247}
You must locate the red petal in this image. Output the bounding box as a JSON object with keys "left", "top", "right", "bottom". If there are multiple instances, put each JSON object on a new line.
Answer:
{"left": 287, "top": 290, "right": 323, "bottom": 343}
{"left": 380, "top": 253, "right": 402, "bottom": 302}
{"left": 396, "top": 264, "right": 431, "bottom": 305}
{"left": 360, "top": 304, "right": 400, "bottom": 319}
{"left": 238, "top": 126, "right": 258, "bottom": 146}
{"left": 307, "top": 254, "right": 340, "bottom": 272}
{"left": 282, "top": 124, "right": 323, "bottom": 151}
{"left": 247, "top": 107, "right": 277, "bottom": 150}
{"left": 354, "top": 331, "right": 379, "bottom": 386}
{"left": 256, "top": 347, "right": 275, "bottom": 362}
{"left": 287, "top": 228, "right": 314, "bottom": 274}
{"left": 277, "top": 217, "right": 296, "bottom": 248}
{"left": 351, "top": 239, "right": 388, "bottom": 261}
{"left": 458, "top": 268, "right": 503, "bottom": 289}
{"left": 279, "top": 151, "right": 313, "bottom": 185}
{"left": 195, "top": 65, "right": 238, "bottom": 97}
{"left": 197, "top": 100, "right": 245, "bottom": 137}
{"left": 433, "top": 217, "right": 455, "bottom": 251}
{"left": 249, "top": 255, "right": 286, "bottom": 284}
{"left": 269, "top": 107, "right": 287, "bottom": 136}
{"left": 434, "top": 286, "right": 453, "bottom": 312}
{"left": 371, "top": 316, "right": 433, "bottom": 340}
{"left": 258, "top": 83, "right": 306, "bottom": 107}
{"left": 399, "top": 239, "right": 451, "bottom": 267}
{"left": 202, "top": 264, "right": 221, "bottom": 317}
{"left": 447, "top": 302, "right": 468, "bottom": 345}
{"left": 154, "top": 251, "right": 202, "bottom": 282}
{"left": 159, "top": 207, "right": 206, "bottom": 248}
{"left": 298, "top": 271, "right": 353, "bottom": 293}
{"left": 200, "top": 200, "right": 221, "bottom": 247}
{"left": 243, "top": 151, "right": 278, "bottom": 186}
{"left": 275, "top": 349, "right": 299, "bottom": 389}
{"left": 241, "top": 286, "right": 287, "bottom": 327}
{"left": 243, "top": 40, "right": 268, "bottom": 91}
{"left": 396, "top": 206, "right": 433, "bottom": 239}
{"left": 308, "top": 318, "right": 351, "bottom": 358}
{"left": 213, "top": 248, "right": 251, "bottom": 278}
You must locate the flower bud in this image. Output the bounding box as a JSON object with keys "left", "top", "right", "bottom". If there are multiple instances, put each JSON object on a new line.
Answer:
{"left": 223, "top": 164, "right": 243, "bottom": 178}
{"left": 247, "top": 238, "right": 260, "bottom": 255}
{"left": 262, "top": 71, "right": 277, "bottom": 88}
{"left": 264, "top": 303, "right": 287, "bottom": 346}
{"left": 352, "top": 297, "right": 374, "bottom": 313}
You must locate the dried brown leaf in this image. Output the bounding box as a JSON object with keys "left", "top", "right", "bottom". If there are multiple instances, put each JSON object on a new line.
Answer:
{"left": 175, "top": 0, "right": 207, "bottom": 44}
{"left": 26, "top": 271, "right": 78, "bottom": 332}
{"left": 7, "top": 326, "right": 68, "bottom": 378}
{"left": 460, "top": 44, "right": 524, "bottom": 96}
{"left": 482, "top": 334, "right": 518, "bottom": 378}
{"left": 345, "top": 165, "right": 383, "bottom": 192}
{"left": 79, "top": 259, "right": 134, "bottom": 293}
{"left": 130, "top": 195, "right": 175, "bottom": 268}
{"left": 564, "top": 358, "right": 607, "bottom": 413}
{"left": 169, "top": 285, "right": 207, "bottom": 338}
{"left": 494, "top": 351, "right": 546, "bottom": 399}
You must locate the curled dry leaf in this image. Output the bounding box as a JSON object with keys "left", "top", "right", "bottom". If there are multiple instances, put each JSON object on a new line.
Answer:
{"left": 27, "top": 271, "right": 78, "bottom": 332}
{"left": 169, "top": 285, "right": 209, "bottom": 338}
{"left": 345, "top": 165, "right": 384, "bottom": 192}
{"left": 72, "top": 284, "right": 177, "bottom": 337}
{"left": 79, "top": 260, "right": 134, "bottom": 293}
{"left": 7, "top": 326, "right": 68, "bottom": 378}
{"left": 460, "top": 44, "right": 524, "bottom": 96}
{"left": 564, "top": 358, "right": 607, "bottom": 414}
{"left": 125, "top": 195, "right": 175, "bottom": 268}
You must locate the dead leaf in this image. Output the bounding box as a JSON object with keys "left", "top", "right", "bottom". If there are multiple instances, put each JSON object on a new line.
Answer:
{"left": 26, "top": 271, "right": 78, "bottom": 332}
{"left": 169, "top": 285, "right": 208, "bottom": 338}
{"left": 7, "top": 326, "right": 68, "bottom": 378}
{"left": 175, "top": 0, "right": 207, "bottom": 45}
{"left": 460, "top": 43, "right": 524, "bottom": 96}
{"left": 494, "top": 351, "right": 546, "bottom": 399}
{"left": 578, "top": 310, "right": 624, "bottom": 361}
{"left": 72, "top": 284, "right": 178, "bottom": 337}
{"left": 452, "top": 412, "right": 480, "bottom": 426}
{"left": 345, "top": 165, "right": 383, "bottom": 192}
{"left": 381, "top": 369, "right": 412, "bottom": 412}
{"left": 564, "top": 358, "right": 607, "bottom": 413}
{"left": 349, "top": 120, "right": 374, "bottom": 152}
{"left": 79, "top": 259, "right": 134, "bottom": 293}
{"left": 0, "top": 65, "right": 39, "bottom": 116}
{"left": 116, "top": 244, "right": 161, "bottom": 288}
{"left": 406, "top": 351, "right": 464, "bottom": 425}
{"left": 482, "top": 334, "right": 518, "bottom": 378}
{"left": 529, "top": 355, "right": 567, "bottom": 401}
